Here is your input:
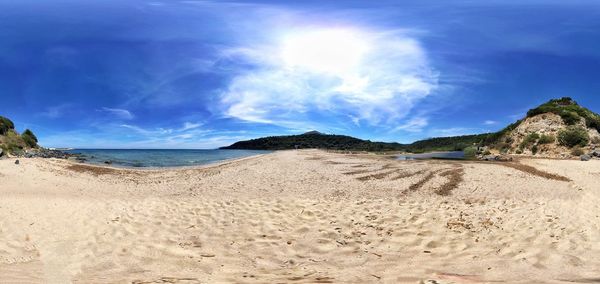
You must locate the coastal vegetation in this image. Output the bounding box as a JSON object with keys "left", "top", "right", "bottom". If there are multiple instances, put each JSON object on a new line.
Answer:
{"left": 221, "top": 131, "right": 406, "bottom": 151}
{"left": 526, "top": 97, "right": 600, "bottom": 131}
{"left": 0, "top": 116, "right": 15, "bottom": 135}
{"left": 558, "top": 126, "right": 589, "bottom": 148}
{"left": 0, "top": 115, "right": 39, "bottom": 156}
{"left": 222, "top": 98, "right": 600, "bottom": 157}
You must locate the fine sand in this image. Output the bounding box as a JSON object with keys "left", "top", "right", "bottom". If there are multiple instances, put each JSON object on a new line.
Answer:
{"left": 1, "top": 150, "right": 599, "bottom": 283}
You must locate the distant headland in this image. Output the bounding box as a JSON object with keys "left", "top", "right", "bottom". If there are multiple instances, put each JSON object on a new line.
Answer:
{"left": 222, "top": 97, "right": 600, "bottom": 160}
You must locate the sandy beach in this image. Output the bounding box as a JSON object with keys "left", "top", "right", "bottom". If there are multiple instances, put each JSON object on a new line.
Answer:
{"left": 1, "top": 150, "right": 599, "bottom": 283}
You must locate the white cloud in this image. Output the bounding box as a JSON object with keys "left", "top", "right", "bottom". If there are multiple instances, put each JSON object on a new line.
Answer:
{"left": 120, "top": 121, "right": 206, "bottom": 136}
{"left": 100, "top": 107, "right": 134, "bottom": 120}
{"left": 483, "top": 120, "right": 498, "bottom": 125}
{"left": 392, "top": 117, "right": 429, "bottom": 133}
{"left": 120, "top": 124, "right": 171, "bottom": 135}
{"left": 180, "top": 122, "right": 202, "bottom": 131}
{"left": 40, "top": 104, "right": 72, "bottom": 118}
{"left": 220, "top": 28, "right": 438, "bottom": 129}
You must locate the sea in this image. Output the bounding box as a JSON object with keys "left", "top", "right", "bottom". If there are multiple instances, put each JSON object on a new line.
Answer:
{"left": 65, "top": 149, "right": 271, "bottom": 168}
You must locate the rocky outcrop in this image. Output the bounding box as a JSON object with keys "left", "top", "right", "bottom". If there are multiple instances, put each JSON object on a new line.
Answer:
{"left": 23, "top": 148, "right": 76, "bottom": 159}
{"left": 491, "top": 98, "right": 600, "bottom": 159}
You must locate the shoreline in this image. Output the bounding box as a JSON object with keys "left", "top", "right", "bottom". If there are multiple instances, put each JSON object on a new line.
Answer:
{"left": 58, "top": 150, "right": 274, "bottom": 172}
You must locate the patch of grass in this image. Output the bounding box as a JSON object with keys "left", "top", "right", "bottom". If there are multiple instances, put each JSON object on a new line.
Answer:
{"left": 2, "top": 130, "right": 25, "bottom": 154}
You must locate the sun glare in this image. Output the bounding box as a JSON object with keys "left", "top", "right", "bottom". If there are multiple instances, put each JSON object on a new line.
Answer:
{"left": 281, "top": 29, "right": 369, "bottom": 75}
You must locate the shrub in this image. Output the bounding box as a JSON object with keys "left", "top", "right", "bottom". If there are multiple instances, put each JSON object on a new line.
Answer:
{"left": 586, "top": 115, "right": 600, "bottom": 131}
{"left": 558, "top": 126, "right": 589, "bottom": 148}
{"left": 21, "top": 129, "right": 38, "bottom": 148}
{"left": 519, "top": 133, "right": 540, "bottom": 150}
{"left": 538, "top": 134, "right": 555, "bottom": 144}
{"left": 571, "top": 147, "right": 585, "bottom": 156}
{"left": 496, "top": 142, "right": 511, "bottom": 152}
{"left": 463, "top": 146, "right": 477, "bottom": 159}
{"left": 592, "top": 136, "right": 600, "bottom": 144}
{"left": 453, "top": 142, "right": 469, "bottom": 151}
{"left": 560, "top": 111, "right": 581, "bottom": 125}
{"left": 516, "top": 149, "right": 523, "bottom": 154}
{"left": 531, "top": 145, "right": 539, "bottom": 155}
{"left": 2, "top": 131, "right": 24, "bottom": 154}
{"left": 0, "top": 116, "right": 15, "bottom": 135}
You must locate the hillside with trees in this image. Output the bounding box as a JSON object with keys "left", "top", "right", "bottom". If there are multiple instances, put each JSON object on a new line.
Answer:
{"left": 221, "top": 131, "right": 406, "bottom": 152}
{"left": 221, "top": 98, "right": 600, "bottom": 159}
{"left": 0, "top": 115, "right": 39, "bottom": 157}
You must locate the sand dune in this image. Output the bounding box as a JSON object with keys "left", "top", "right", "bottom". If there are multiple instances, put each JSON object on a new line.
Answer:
{"left": 1, "top": 150, "right": 599, "bottom": 283}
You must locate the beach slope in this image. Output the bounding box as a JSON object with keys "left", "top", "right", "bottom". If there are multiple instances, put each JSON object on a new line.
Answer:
{"left": 1, "top": 150, "right": 599, "bottom": 283}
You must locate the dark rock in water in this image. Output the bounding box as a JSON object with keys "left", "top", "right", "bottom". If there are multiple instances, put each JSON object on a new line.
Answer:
{"left": 104, "top": 160, "right": 112, "bottom": 165}
{"left": 15, "top": 159, "right": 19, "bottom": 165}
{"left": 581, "top": 154, "right": 591, "bottom": 161}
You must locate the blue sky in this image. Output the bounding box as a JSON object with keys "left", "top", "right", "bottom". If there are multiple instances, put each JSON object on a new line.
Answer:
{"left": 2, "top": 0, "right": 600, "bottom": 148}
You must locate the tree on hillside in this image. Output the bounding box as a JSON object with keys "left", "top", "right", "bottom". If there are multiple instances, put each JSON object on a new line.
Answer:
{"left": 0, "top": 116, "right": 15, "bottom": 135}
{"left": 21, "top": 129, "right": 38, "bottom": 148}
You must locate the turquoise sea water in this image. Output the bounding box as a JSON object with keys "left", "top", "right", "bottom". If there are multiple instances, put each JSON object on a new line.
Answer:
{"left": 65, "top": 149, "right": 271, "bottom": 168}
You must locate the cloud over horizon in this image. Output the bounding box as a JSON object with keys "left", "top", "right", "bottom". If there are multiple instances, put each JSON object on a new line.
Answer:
{"left": 219, "top": 27, "right": 438, "bottom": 130}
{"left": 100, "top": 107, "right": 134, "bottom": 120}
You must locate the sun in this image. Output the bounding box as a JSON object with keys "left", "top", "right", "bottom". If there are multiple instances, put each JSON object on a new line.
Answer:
{"left": 280, "top": 29, "right": 369, "bottom": 75}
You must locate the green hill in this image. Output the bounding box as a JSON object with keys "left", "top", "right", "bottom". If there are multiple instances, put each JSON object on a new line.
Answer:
{"left": 220, "top": 98, "right": 600, "bottom": 155}
{"left": 220, "top": 130, "right": 494, "bottom": 153}
{"left": 0, "top": 115, "right": 39, "bottom": 156}
{"left": 221, "top": 131, "right": 406, "bottom": 152}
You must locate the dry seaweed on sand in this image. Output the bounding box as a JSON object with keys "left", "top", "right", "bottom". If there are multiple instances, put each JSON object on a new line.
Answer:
{"left": 435, "top": 167, "right": 464, "bottom": 196}
{"left": 499, "top": 162, "right": 570, "bottom": 182}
